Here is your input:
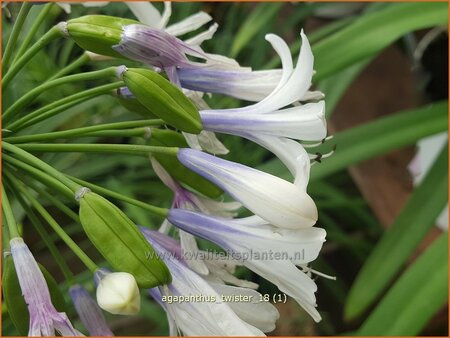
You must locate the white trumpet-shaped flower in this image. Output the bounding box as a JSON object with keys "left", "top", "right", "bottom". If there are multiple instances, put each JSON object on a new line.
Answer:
{"left": 142, "top": 229, "right": 279, "bottom": 335}
{"left": 196, "top": 32, "right": 327, "bottom": 177}
{"left": 177, "top": 32, "right": 325, "bottom": 102}
{"left": 166, "top": 209, "right": 326, "bottom": 322}
{"left": 177, "top": 148, "right": 317, "bottom": 229}
{"left": 95, "top": 270, "right": 141, "bottom": 315}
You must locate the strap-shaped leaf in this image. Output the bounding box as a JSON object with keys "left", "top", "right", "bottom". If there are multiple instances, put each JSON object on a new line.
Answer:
{"left": 345, "top": 144, "right": 448, "bottom": 320}
{"left": 313, "top": 2, "right": 448, "bottom": 81}
{"left": 357, "top": 233, "right": 448, "bottom": 335}
{"left": 311, "top": 101, "right": 448, "bottom": 181}
{"left": 230, "top": 2, "right": 283, "bottom": 57}
{"left": 2, "top": 255, "right": 67, "bottom": 335}
{"left": 79, "top": 192, "right": 171, "bottom": 288}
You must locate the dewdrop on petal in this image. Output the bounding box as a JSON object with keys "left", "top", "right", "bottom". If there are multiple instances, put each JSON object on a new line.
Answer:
{"left": 95, "top": 271, "right": 141, "bottom": 315}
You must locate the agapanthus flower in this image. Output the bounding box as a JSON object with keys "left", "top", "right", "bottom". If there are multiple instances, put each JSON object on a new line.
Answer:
{"left": 142, "top": 229, "right": 279, "bottom": 335}
{"left": 166, "top": 209, "right": 326, "bottom": 322}
{"left": 113, "top": 24, "right": 239, "bottom": 85}
{"left": 69, "top": 284, "right": 114, "bottom": 336}
{"left": 151, "top": 156, "right": 241, "bottom": 274}
{"left": 197, "top": 32, "right": 327, "bottom": 176}
{"left": 9, "top": 237, "right": 82, "bottom": 336}
{"left": 177, "top": 148, "right": 317, "bottom": 229}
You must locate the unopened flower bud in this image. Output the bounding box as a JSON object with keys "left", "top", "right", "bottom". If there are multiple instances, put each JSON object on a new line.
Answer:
{"left": 123, "top": 68, "right": 203, "bottom": 134}
{"left": 96, "top": 271, "right": 141, "bottom": 315}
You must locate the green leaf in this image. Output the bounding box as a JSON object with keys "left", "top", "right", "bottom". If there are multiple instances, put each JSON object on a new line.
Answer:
{"left": 2, "top": 255, "right": 68, "bottom": 335}
{"left": 311, "top": 101, "right": 448, "bottom": 181}
{"left": 357, "top": 233, "right": 448, "bottom": 335}
{"left": 345, "top": 144, "right": 448, "bottom": 320}
{"left": 78, "top": 192, "right": 172, "bottom": 288}
{"left": 318, "top": 57, "right": 372, "bottom": 118}
{"left": 124, "top": 68, "right": 203, "bottom": 134}
{"left": 313, "top": 2, "right": 448, "bottom": 81}
{"left": 230, "top": 3, "right": 283, "bottom": 57}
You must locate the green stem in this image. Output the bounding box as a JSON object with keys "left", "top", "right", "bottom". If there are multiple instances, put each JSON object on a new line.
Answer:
{"left": 3, "top": 25, "right": 62, "bottom": 89}
{"left": 49, "top": 53, "right": 90, "bottom": 81}
{"left": 3, "top": 67, "right": 118, "bottom": 123}
{"left": 16, "top": 143, "right": 180, "bottom": 157}
{"left": 1, "top": 186, "right": 20, "bottom": 238}
{"left": 3, "top": 154, "right": 74, "bottom": 200}
{"left": 13, "top": 180, "right": 98, "bottom": 273}
{"left": 3, "top": 142, "right": 81, "bottom": 193}
{"left": 8, "top": 82, "right": 123, "bottom": 131}
{"left": 6, "top": 119, "right": 162, "bottom": 143}
{"left": 24, "top": 179, "right": 80, "bottom": 223}
{"left": 7, "top": 174, "right": 75, "bottom": 283}
{"left": 13, "top": 3, "right": 55, "bottom": 62}
{"left": 2, "top": 2, "right": 33, "bottom": 71}
{"left": 67, "top": 175, "right": 169, "bottom": 218}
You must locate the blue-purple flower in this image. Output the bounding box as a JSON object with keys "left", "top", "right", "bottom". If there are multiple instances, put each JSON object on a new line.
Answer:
{"left": 10, "top": 237, "right": 82, "bottom": 336}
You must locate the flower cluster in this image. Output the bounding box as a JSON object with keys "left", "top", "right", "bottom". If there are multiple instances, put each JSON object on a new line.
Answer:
{"left": 3, "top": 2, "right": 332, "bottom": 336}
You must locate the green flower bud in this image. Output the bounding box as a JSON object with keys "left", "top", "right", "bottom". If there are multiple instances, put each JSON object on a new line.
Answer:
{"left": 123, "top": 68, "right": 203, "bottom": 134}
{"left": 77, "top": 189, "right": 171, "bottom": 288}
{"left": 66, "top": 15, "right": 139, "bottom": 58}
{"left": 149, "top": 129, "right": 223, "bottom": 198}
{"left": 2, "top": 255, "right": 67, "bottom": 336}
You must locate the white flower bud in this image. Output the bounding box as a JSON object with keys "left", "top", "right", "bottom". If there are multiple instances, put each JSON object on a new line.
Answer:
{"left": 96, "top": 272, "right": 141, "bottom": 315}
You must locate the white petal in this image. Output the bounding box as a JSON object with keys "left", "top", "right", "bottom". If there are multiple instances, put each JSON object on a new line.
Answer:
{"left": 204, "top": 259, "right": 259, "bottom": 289}
{"left": 246, "top": 134, "right": 310, "bottom": 190}
{"left": 126, "top": 2, "right": 162, "bottom": 27}
{"left": 57, "top": 3, "right": 72, "bottom": 13}
{"left": 159, "top": 2, "right": 172, "bottom": 29}
{"left": 194, "top": 196, "right": 242, "bottom": 218}
{"left": 165, "top": 11, "right": 212, "bottom": 36}
{"left": 196, "top": 131, "right": 229, "bottom": 155}
{"left": 247, "top": 260, "right": 322, "bottom": 322}
{"left": 156, "top": 251, "right": 265, "bottom": 336}
{"left": 183, "top": 131, "right": 230, "bottom": 155}
{"left": 158, "top": 219, "right": 172, "bottom": 234}
{"left": 150, "top": 156, "right": 179, "bottom": 192}
{"left": 247, "top": 31, "right": 314, "bottom": 114}
{"left": 211, "top": 283, "right": 280, "bottom": 332}
{"left": 264, "top": 34, "right": 293, "bottom": 96}
{"left": 82, "top": 1, "right": 109, "bottom": 7}
{"left": 186, "top": 23, "right": 219, "bottom": 46}
{"left": 179, "top": 230, "right": 209, "bottom": 275}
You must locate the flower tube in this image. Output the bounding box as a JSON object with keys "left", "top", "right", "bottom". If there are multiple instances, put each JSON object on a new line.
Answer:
{"left": 10, "top": 237, "right": 82, "bottom": 336}
{"left": 69, "top": 284, "right": 114, "bottom": 336}
{"left": 177, "top": 148, "right": 317, "bottom": 229}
